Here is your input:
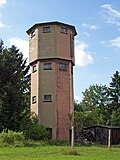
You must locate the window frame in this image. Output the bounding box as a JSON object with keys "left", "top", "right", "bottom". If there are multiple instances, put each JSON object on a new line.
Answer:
{"left": 43, "top": 95, "right": 52, "bottom": 102}
{"left": 60, "top": 26, "right": 67, "bottom": 34}
{"left": 43, "top": 26, "right": 51, "bottom": 33}
{"left": 32, "top": 65, "right": 37, "bottom": 73}
{"left": 32, "top": 96, "right": 36, "bottom": 104}
{"left": 31, "top": 30, "right": 35, "bottom": 38}
{"left": 59, "top": 63, "right": 67, "bottom": 71}
{"left": 43, "top": 63, "right": 52, "bottom": 70}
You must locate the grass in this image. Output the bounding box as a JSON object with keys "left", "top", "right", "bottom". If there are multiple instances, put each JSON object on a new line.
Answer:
{"left": 0, "top": 145, "right": 119, "bottom": 160}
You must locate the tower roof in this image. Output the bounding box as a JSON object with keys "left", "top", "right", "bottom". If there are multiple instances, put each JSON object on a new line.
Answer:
{"left": 26, "top": 21, "right": 77, "bottom": 36}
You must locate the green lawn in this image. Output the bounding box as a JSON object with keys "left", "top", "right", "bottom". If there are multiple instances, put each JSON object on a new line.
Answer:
{"left": 0, "top": 145, "right": 119, "bottom": 160}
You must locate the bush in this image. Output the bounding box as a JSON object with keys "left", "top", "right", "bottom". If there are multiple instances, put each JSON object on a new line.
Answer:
{"left": 24, "top": 124, "right": 50, "bottom": 140}
{"left": 62, "top": 147, "right": 79, "bottom": 156}
{"left": 0, "top": 130, "right": 25, "bottom": 145}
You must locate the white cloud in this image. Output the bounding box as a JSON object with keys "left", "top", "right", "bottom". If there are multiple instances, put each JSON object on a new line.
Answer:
{"left": 110, "top": 37, "right": 120, "bottom": 48}
{"left": 0, "top": 0, "right": 6, "bottom": 7}
{"left": 100, "top": 40, "right": 106, "bottom": 45}
{"left": 75, "top": 42, "right": 93, "bottom": 66}
{"left": 0, "top": 0, "right": 7, "bottom": 28}
{"left": 82, "top": 23, "right": 99, "bottom": 30}
{"left": 8, "top": 37, "right": 29, "bottom": 60}
{"left": 101, "top": 4, "right": 120, "bottom": 26}
{"left": 0, "top": 21, "right": 4, "bottom": 28}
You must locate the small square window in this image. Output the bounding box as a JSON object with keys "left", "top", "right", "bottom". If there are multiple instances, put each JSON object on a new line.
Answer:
{"left": 44, "top": 95, "right": 52, "bottom": 102}
{"left": 32, "top": 65, "right": 37, "bottom": 73}
{"left": 61, "top": 26, "right": 67, "bottom": 34}
{"left": 43, "top": 63, "right": 52, "bottom": 70}
{"left": 43, "top": 26, "right": 51, "bottom": 33}
{"left": 59, "top": 63, "right": 67, "bottom": 70}
{"left": 32, "top": 96, "right": 36, "bottom": 104}
{"left": 31, "top": 30, "right": 35, "bottom": 38}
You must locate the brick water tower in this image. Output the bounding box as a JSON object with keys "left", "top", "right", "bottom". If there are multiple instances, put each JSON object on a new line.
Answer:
{"left": 27, "top": 21, "right": 77, "bottom": 140}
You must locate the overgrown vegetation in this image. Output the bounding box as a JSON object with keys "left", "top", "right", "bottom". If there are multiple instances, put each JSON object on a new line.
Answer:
{"left": 24, "top": 124, "right": 50, "bottom": 141}
{"left": 0, "top": 130, "right": 25, "bottom": 146}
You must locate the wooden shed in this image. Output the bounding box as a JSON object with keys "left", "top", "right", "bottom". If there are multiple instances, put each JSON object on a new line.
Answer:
{"left": 74, "top": 125, "right": 120, "bottom": 145}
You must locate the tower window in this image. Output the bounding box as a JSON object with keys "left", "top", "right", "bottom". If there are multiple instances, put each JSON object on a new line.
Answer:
{"left": 43, "top": 26, "right": 51, "bottom": 33}
{"left": 43, "top": 95, "right": 52, "bottom": 102}
{"left": 61, "top": 26, "right": 67, "bottom": 34}
{"left": 32, "top": 96, "right": 36, "bottom": 104}
{"left": 32, "top": 65, "right": 37, "bottom": 73}
{"left": 43, "top": 63, "right": 52, "bottom": 70}
{"left": 59, "top": 63, "right": 67, "bottom": 70}
{"left": 31, "top": 30, "right": 35, "bottom": 38}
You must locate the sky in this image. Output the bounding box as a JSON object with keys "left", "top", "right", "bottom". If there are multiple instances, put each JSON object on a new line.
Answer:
{"left": 0, "top": 0, "right": 120, "bottom": 102}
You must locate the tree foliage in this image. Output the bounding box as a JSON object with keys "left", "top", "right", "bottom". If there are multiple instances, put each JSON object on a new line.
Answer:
{"left": 108, "top": 71, "right": 120, "bottom": 125}
{"left": 109, "top": 71, "right": 120, "bottom": 109}
{"left": 75, "top": 71, "right": 120, "bottom": 130}
{"left": 0, "top": 41, "right": 30, "bottom": 131}
{"left": 74, "top": 84, "right": 109, "bottom": 130}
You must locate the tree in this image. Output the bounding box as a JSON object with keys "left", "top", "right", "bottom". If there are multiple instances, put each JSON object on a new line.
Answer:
{"left": 74, "top": 84, "right": 109, "bottom": 130}
{"left": 0, "top": 41, "right": 30, "bottom": 131}
{"left": 108, "top": 71, "right": 120, "bottom": 126}
{"left": 108, "top": 71, "right": 120, "bottom": 110}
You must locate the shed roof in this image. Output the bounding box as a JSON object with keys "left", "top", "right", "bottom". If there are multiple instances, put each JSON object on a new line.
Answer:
{"left": 83, "top": 125, "right": 120, "bottom": 130}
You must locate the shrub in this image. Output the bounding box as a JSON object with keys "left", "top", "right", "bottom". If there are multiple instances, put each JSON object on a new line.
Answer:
{"left": 62, "top": 147, "right": 79, "bottom": 156}
{"left": 0, "top": 130, "right": 25, "bottom": 145}
{"left": 24, "top": 124, "right": 49, "bottom": 140}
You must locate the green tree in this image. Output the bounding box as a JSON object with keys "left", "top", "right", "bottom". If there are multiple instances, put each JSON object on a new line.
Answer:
{"left": 0, "top": 41, "right": 30, "bottom": 131}
{"left": 74, "top": 100, "right": 83, "bottom": 112}
{"left": 108, "top": 71, "right": 120, "bottom": 126}
{"left": 108, "top": 71, "right": 120, "bottom": 110}
{"left": 74, "top": 84, "right": 109, "bottom": 130}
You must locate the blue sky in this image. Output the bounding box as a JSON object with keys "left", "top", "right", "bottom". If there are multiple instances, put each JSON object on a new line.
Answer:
{"left": 0, "top": 0, "right": 120, "bottom": 102}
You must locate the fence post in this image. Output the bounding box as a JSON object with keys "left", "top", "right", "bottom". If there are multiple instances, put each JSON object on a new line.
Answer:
{"left": 71, "top": 126, "right": 74, "bottom": 148}
{"left": 108, "top": 128, "right": 111, "bottom": 148}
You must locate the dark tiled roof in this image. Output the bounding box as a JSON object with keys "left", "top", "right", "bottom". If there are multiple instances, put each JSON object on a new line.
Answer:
{"left": 26, "top": 21, "right": 77, "bottom": 36}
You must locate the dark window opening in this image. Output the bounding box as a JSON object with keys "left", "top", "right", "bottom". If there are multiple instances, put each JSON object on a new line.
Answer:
{"left": 43, "top": 63, "right": 52, "bottom": 70}
{"left": 32, "top": 65, "right": 37, "bottom": 73}
{"left": 61, "top": 26, "right": 67, "bottom": 34}
{"left": 31, "top": 30, "right": 35, "bottom": 38}
{"left": 46, "top": 128, "right": 52, "bottom": 139}
{"left": 43, "top": 26, "right": 51, "bottom": 33}
{"left": 32, "top": 96, "right": 36, "bottom": 104}
{"left": 43, "top": 95, "right": 52, "bottom": 102}
{"left": 59, "top": 63, "right": 67, "bottom": 71}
